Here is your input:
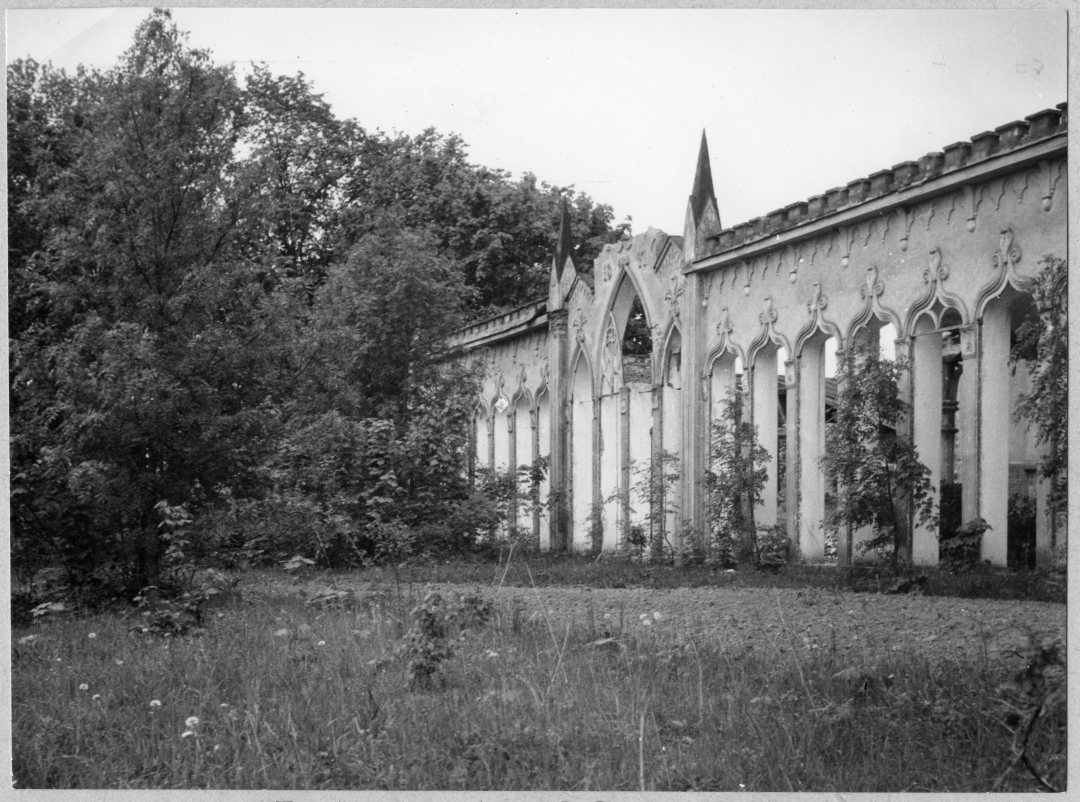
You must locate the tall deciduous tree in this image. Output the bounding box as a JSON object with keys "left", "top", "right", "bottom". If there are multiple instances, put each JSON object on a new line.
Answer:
{"left": 10, "top": 10, "right": 287, "bottom": 587}
{"left": 273, "top": 215, "right": 480, "bottom": 559}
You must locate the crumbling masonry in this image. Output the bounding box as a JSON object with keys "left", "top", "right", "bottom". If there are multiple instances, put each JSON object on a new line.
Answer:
{"left": 454, "top": 104, "right": 1067, "bottom": 567}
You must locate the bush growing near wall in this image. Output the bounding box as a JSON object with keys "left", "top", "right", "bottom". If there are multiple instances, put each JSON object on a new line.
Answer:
{"left": 705, "top": 388, "right": 770, "bottom": 568}
{"left": 821, "top": 340, "right": 936, "bottom": 569}
{"left": 1010, "top": 254, "right": 1068, "bottom": 554}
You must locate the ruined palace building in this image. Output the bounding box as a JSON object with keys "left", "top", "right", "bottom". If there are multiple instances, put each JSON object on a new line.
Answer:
{"left": 455, "top": 103, "right": 1067, "bottom": 567}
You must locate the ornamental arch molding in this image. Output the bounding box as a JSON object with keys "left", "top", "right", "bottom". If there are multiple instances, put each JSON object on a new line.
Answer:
{"left": 794, "top": 282, "right": 844, "bottom": 358}
{"left": 974, "top": 227, "right": 1036, "bottom": 319}
{"left": 653, "top": 318, "right": 684, "bottom": 385}
{"left": 702, "top": 340, "right": 747, "bottom": 403}
{"left": 905, "top": 247, "right": 972, "bottom": 334}
{"left": 747, "top": 295, "right": 792, "bottom": 366}
{"left": 568, "top": 345, "right": 597, "bottom": 400}
{"left": 845, "top": 263, "right": 905, "bottom": 343}
{"left": 598, "top": 264, "right": 657, "bottom": 340}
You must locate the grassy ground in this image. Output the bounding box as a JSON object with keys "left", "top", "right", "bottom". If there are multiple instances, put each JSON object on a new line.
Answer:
{"left": 357, "top": 549, "right": 1068, "bottom": 603}
{"left": 13, "top": 566, "right": 1066, "bottom": 791}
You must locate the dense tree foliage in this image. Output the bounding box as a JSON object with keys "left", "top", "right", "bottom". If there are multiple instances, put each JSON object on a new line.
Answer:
{"left": 821, "top": 340, "right": 936, "bottom": 568}
{"left": 9, "top": 10, "right": 630, "bottom": 595}
{"left": 1011, "top": 255, "right": 1068, "bottom": 535}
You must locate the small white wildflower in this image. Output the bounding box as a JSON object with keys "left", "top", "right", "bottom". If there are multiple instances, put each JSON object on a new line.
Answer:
{"left": 149, "top": 699, "right": 162, "bottom": 708}
{"left": 484, "top": 649, "right": 499, "bottom": 659}
{"left": 641, "top": 619, "right": 652, "bottom": 627}
{"left": 181, "top": 730, "right": 195, "bottom": 739}
{"left": 92, "top": 694, "right": 101, "bottom": 700}
{"left": 213, "top": 744, "right": 221, "bottom": 752}
{"left": 219, "top": 703, "right": 229, "bottom": 708}
{"left": 639, "top": 613, "right": 648, "bottom": 621}
{"left": 603, "top": 613, "right": 611, "bottom": 619}
{"left": 88, "top": 632, "right": 97, "bottom": 639}
{"left": 653, "top": 611, "right": 662, "bottom": 620}
{"left": 185, "top": 716, "right": 200, "bottom": 728}
{"left": 115, "top": 659, "right": 124, "bottom": 666}
{"left": 78, "top": 683, "right": 89, "bottom": 691}
{"left": 317, "top": 640, "right": 326, "bottom": 647}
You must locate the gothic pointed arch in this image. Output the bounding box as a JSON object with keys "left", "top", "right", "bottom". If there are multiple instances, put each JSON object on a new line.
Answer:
{"left": 598, "top": 313, "right": 624, "bottom": 396}
{"left": 653, "top": 318, "right": 683, "bottom": 385}
{"left": 974, "top": 227, "right": 1036, "bottom": 319}
{"left": 599, "top": 263, "right": 656, "bottom": 335}
{"left": 747, "top": 295, "right": 793, "bottom": 365}
{"left": 794, "top": 282, "right": 845, "bottom": 356}
{"left": 568, "top": 345, "right": 596, "bottom": 400}
{"left": 905, "top": 247, "right": 971, "bottom": 333}
{"left": 846, "top": 264, "right": 905, "bottom": 342}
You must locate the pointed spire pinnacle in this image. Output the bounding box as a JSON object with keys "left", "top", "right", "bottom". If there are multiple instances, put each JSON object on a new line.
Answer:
{"left": 553, "top": 196, "right": 575, "bottom": 280}
{"left": 689, "top": 129, "right": 716, "bottom": 224}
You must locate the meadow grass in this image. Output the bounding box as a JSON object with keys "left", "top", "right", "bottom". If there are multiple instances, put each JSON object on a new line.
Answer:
{"left": 357, "top": 550, "right": 1066, "bottom": 603}
{"left": 13, "top": 575, "right": 1065, "bottom": 791}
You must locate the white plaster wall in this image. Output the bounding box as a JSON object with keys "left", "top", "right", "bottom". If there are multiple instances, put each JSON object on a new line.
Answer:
{"left": 571, "top": 357, "right": 594, "bottom": 551}
{"left": 627, "top": 386, "right": 652, "bottom": 533}
{"left": 599, "top": 394, "right": 620, "bottom": 551}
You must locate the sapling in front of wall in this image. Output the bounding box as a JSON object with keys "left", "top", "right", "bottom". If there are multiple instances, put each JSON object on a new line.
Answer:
{"left": 1010, "top": 254, "right": 1068, "bottom": 558}
{"left": 705, "top": 388, "right": 771, "bottom": 567}
{"left": 821, "top": 340, "right": 936, "bottom": 570}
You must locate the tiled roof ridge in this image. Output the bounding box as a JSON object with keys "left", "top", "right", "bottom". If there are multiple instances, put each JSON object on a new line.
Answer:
{"left": 709, "top": 103, "right": 1067, "bottom": 254}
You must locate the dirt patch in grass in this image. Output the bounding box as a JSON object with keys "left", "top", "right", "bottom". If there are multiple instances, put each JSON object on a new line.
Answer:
{"left": 242, "top": 571, "right": 1065, "bottom": 667}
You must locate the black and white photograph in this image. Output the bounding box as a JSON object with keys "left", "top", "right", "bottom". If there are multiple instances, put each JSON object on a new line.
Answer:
{"left": 7, "top": 6, "right": 1070, "bottom": 793}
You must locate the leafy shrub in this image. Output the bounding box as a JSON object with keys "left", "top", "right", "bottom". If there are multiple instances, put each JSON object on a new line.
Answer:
{"left": 940, "top": 518, "right": 989, "bottom": 573}
{"left": 397, "top": 590, "right": 492, "bottom": 688}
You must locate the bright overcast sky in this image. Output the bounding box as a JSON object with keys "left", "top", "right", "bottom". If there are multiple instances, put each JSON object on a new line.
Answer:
{"left": 6, "top": 8, "right": 1069, "bottom": 236}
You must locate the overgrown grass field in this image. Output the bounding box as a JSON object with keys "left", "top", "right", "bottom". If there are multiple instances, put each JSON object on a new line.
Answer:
{"left": 13, "top": 563, "right": 1066, "bottom": 791}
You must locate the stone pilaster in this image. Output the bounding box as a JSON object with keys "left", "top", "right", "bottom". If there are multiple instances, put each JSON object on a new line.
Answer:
{"left": 547, "top": 309, "right": 570, "bottom": 551}
{"left": 681, "top": 274, "right": 708, "bottom": 552}
{"left": 751, "top": 347, "right": 779, "bottom": 531}
{"left": 957, "top": 323, "right": 981, "bottom": 531}
{"left": 978, "top": 304, "right": 1011, "bottom": 565}
{"left": 797, "top": 338, "right": 827, "bottom": 562}
{"left": 783, "top": 357, "right": 799, "bottom": 561}
{"left": 911, "top": 322, "right": 943, "bottom": 566}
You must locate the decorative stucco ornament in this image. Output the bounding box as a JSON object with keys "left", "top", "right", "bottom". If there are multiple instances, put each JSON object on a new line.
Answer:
{"left": 991, "top": 228, "right": 1022, "bottom": 274}
{"left": 807, "top": 282, "right": 829, "bottom": 315}
{"left": 759, "top": 296, "right": 778, "bottom": 327}
{"left": 861, "top": 265, "right": 885, "bottom": 301}
{"left": 494, "top": 396, "right": 509, "bottom": 414}
{"left": 924, "top": 248, "right": 949, "bottom": 285}
{"left": 665, "top": 275, "right": 684, "bottom": 320}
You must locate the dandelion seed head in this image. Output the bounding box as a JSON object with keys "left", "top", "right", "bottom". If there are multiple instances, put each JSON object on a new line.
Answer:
{"left": 87, "top": 632, "right": 97, "bottom": 639}
{"left": 653, "top": 611, "right": 662, "bottom": 620}
{"left": 92, "top": 694, "right": 101, "bottom": 700}
{"left": 185, "top": 716, "right": 199, "bottom": 728}
{"left": 115, "top": 660, "right": 124, "bottom": 665}
{"left": 78, "top": 683, "right": 89, "bottom": 690}
{"left": 317, "top": 640, "right": 326, "bottom": 647}
{"left": 150, "top": 700, "right": 162, "bottom": 708}
{"left": 219, "top": 703, "right": 229, "bottom": 708}
{"left": 642, "top": 619, "right": 652, "bottom": 627}
{"left": 181, "top": 730, "right": 195, "bottom": 739}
